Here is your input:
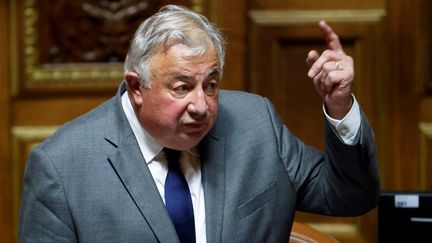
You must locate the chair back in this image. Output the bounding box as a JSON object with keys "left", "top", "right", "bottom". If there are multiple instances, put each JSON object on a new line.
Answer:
{"left": 289, "top": 222, "right": 340, "bottom": 243}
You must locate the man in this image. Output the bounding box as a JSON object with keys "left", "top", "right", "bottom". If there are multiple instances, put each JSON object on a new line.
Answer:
{"left": 19, "top": 4, "right": 380, "bottom": 243}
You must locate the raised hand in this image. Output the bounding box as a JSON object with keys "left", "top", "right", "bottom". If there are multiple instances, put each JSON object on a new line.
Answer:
{"left": 306, "top": 20, "right": 354, "bottom": 119}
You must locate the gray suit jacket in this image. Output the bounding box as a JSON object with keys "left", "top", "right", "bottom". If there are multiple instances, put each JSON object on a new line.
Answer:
{"left": 19, "top": 82, "right": 380, "bottom": 243}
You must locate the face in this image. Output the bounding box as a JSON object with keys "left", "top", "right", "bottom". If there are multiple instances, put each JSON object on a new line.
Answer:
{"left": 126, "top": 44, "right": 220, "bottom": 150}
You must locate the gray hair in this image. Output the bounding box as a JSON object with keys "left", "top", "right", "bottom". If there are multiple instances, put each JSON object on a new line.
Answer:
{"left": 124, "top": 4, "right": 226, "bottom": 87}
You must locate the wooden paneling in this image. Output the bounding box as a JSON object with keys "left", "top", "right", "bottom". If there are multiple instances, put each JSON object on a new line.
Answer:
{"left": 208, "top": 0, "right": 248, "bottom": 91}
{"left": 0, "top": 1, "right": 12, "bottom": 242}
{"left": 384, "top": 0, "right": 430, "bottom": 190}
{"left": 425, "top": 0, "right": 432, "bottom": 94}
{"left": 249, "top": 9, "right": 386, "bottom": 243}
{"left": 2, "top": 0, "right": 432, "bottom": 242}
{"left": 249, "top": 11, "right": 386, "bottom": 143}
{"left": 12, "top": 97, "right": 109, "bottom": 126}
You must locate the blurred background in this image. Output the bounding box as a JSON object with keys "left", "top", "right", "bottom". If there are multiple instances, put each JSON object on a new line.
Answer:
{"left": 0, "top": 0, "right": 431, "bottom": 242}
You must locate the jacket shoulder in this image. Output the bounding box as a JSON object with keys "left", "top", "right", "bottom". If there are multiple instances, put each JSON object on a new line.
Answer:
{"left": 219, "top": 90, "right": 268, "bottom": 111}
{"left": 37, "top": 96, "right": 117, "bottom": 152}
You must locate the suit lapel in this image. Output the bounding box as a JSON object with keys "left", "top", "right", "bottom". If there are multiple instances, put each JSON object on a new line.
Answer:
{"left": 200, "top": 132, "right": 226, "bottom": 243}
{"left": 104, "top": 83, "right": 178, "bottom": 242}
{"left": 109, "top": 138, "right": 179, "bottom": 242}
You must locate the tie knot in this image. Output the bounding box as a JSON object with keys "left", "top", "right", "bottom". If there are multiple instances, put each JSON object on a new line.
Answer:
{"left": 163, "top": 148, "right": 181, "bottom": 166}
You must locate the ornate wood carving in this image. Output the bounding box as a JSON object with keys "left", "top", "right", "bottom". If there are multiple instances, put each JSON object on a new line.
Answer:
{"left": 11, "top": 0, "right": 199, "bottom": 94}
{"left": 40, "top": 0, "right": 161, "bottom": 63}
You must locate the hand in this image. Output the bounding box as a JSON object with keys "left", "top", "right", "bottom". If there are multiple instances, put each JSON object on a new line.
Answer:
{"left": 306, "top": 20, "right": 354, "bottom": 119}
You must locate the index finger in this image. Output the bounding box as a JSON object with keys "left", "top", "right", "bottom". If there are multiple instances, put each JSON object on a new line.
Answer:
{"left": 319, "top": 20, "right": 344, "bottom": 53}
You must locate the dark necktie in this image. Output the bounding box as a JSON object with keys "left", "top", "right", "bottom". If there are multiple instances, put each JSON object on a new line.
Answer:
{"left": 164, "top": 148, "right": 196, "bottom": 243}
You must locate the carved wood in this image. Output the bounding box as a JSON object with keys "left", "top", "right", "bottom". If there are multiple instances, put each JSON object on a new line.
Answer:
{"left": 38, "top": 0, "right": 164, "bottom": 63}
{"left": 12, "top": 0, "right": 196, "bottom": 94}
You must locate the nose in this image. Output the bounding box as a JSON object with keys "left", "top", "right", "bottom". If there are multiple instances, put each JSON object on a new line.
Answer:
{"left": 187, "top": 88, "right": 208, "bottom": 120}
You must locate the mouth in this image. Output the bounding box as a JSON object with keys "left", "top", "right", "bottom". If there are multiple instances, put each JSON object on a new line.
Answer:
{"left": 182, "top": 122, "right": 207, "bottom": 132}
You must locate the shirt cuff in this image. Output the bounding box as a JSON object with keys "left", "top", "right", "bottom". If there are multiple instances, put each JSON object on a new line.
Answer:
{"left": 323, "top": 95, "right": 361, "bottom": 145}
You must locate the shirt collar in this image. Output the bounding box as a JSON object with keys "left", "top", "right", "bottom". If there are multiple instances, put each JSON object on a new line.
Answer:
{"left": 121, "top": 91, "right": 163, "bottom": 164}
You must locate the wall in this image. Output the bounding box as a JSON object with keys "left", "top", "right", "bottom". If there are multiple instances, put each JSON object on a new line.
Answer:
{"left": 0, "top": 0, "right": 431, "bottom": 242}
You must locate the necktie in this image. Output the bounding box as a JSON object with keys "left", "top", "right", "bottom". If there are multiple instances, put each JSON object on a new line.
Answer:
{"left": 164, "top": 148, "right": 196, "bottom": 243}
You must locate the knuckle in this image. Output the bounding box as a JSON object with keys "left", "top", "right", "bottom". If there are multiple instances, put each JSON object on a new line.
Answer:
{"left": 322, "top": 62, "right": 333, "bottom": 72}
{"left": 322, "top": 50, "right": 332, "bottom": 57}
{"left": 332, "top": 33, "right": 339, "bottom": 40}
{"left": 327, "top": 72, "right": 338, "bottom": 81}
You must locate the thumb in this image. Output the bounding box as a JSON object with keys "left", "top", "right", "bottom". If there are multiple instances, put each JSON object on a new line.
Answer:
{"left": 306, "top": 50, "right": 319, "bottom": 67}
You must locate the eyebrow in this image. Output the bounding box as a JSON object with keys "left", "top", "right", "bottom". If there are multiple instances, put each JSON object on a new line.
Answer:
{"left": 208, "top": 69, "right": 219, "bottom": 79}
{"left": 172, "top": 68, "right": 220, "bottom": 82}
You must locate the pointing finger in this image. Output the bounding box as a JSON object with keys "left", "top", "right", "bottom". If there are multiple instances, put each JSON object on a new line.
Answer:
{"left": 319, "top": 20, "right": 343, "bottom": 53}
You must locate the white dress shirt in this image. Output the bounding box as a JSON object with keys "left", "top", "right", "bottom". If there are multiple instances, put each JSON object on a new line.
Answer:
{"left": 121, "top": 91, "right": 361, "bottom": 242}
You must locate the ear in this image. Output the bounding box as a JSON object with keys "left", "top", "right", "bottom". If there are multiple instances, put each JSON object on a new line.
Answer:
{"left": 125, "top": 71, "right": 144, "bottom": 106}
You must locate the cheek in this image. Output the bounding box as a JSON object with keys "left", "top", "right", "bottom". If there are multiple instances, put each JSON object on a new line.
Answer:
{"left": 208, "top": 97, "right": 219, "bottom": 116}
{"left": 161, "top": 105, "right": 187, "bottom": 123}
{"left": 144, "top": 98, "right": 188, "bottom": 126}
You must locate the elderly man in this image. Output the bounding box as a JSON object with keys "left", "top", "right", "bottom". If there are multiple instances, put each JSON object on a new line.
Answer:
{"left": 19, "top": 4, "right": 380, "bottom": 243}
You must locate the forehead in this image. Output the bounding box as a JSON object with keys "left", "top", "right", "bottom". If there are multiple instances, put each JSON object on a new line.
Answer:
{"left": 150, "top": 44, "right": 219, "bottom": 74}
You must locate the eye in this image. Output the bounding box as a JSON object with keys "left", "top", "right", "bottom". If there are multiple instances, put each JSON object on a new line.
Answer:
{"left": 205, "top": 81, "right": 219, "bottom": 96}
{"left": 173, "top": 84, "right": 189, "bottom": 95}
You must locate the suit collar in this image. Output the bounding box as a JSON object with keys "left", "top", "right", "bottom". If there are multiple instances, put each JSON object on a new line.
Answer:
{"left": 103, "top": 82, "right": 131, "bottom": 148}
{"left": 120, "top": 90, "right": 163, "bottom": 163}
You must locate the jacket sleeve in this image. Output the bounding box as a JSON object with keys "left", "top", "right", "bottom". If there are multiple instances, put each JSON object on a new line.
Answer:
{"left": 265, "top": 97, "right": 381, "bottom": 216}
{"left": 19, "top": 147, "right": 77, "bottom": 243}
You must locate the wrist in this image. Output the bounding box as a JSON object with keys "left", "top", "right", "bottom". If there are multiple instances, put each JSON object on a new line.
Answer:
{"left": 325, "top": 95, "right": 353, "bottom": 120}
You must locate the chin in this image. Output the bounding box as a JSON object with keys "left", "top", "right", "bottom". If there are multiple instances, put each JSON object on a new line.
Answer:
{"left": 172, "top": 134, "right": 206, "bottom": 150}
{"left": 169, "top": 142, "right": 198, "bottom": 151}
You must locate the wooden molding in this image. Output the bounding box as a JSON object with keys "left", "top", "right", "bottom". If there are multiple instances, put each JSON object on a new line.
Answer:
{"left": 249, "top": 9, "right": 386, "bottom": 25}
{"left": 191, "top": 0, "right": 203, "bottom": 13}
